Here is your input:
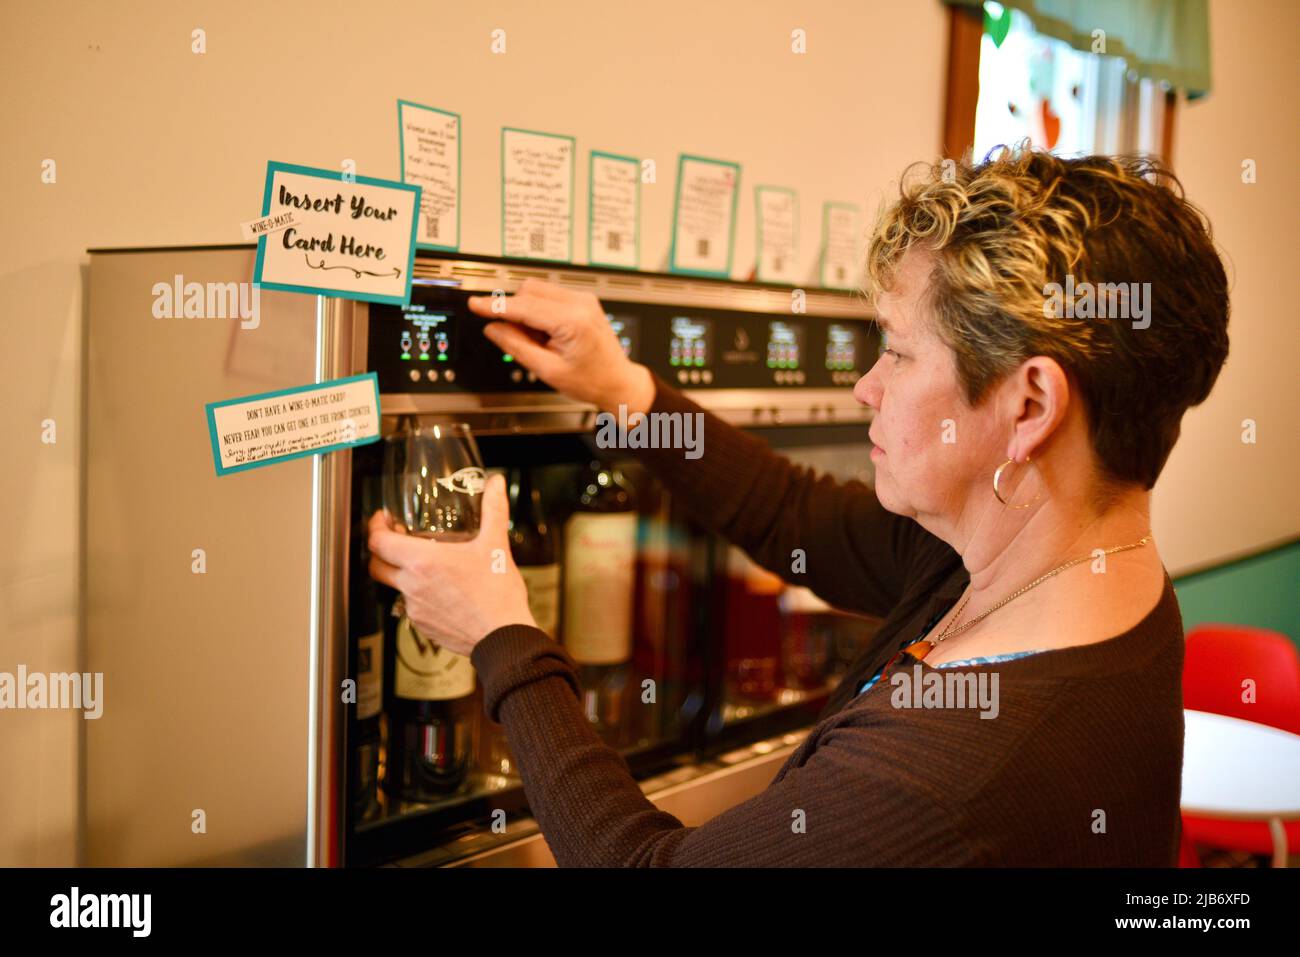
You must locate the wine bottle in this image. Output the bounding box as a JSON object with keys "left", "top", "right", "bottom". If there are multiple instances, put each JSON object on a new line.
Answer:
{"left": 381, "top": 594, "right": 478, "bottom": 803}
{"left": 349, "top": 538, "right": 384, "bottom": 825}
{"left": 562, "top": 459, "right": 638, "bottom": 745}
{"left": 509, "top": 466, "right": 560, "bottom": 636}
{"left": 723, "top": 545, "right": 783, "bottom": 701}
{"left": 478, "top": 466, "right": 561, "bottom": 782}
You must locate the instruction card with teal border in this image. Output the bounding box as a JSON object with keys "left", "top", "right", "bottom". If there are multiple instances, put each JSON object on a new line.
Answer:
{"left": 754, "top": 185, "right": 798, "bottom": 284}
{"left": 588, "top": 151, "right": 640, "bottom": 269}
{"left": 398, "top": 100, "right": 461, "bottom": 251}
{"left": 501, "top": 128, "right": 575, "bottom": 262}
{"left": 821, "top": 201, "right": 861, "bottom": 290}
{"left": 253, "top": 161, "right": 420, "bottom": 306}
{"left": 670, "top": 154, "right": 741, "bottom": 278}
{"left": 205, "top": 373, "right": 382, "bottom": 476}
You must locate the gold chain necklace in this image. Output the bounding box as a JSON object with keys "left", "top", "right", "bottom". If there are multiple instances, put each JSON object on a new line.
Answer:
{"left": 904, "top": 534, "right": 1153, "bottom": 660}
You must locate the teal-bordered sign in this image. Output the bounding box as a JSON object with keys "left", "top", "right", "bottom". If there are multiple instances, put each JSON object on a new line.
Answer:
{"left": 754, "top": 185, "right": 798, "bottom": 285}
{"left": 253, "top": 161, "right": 420, "bottom": 306}
{"left": 398, "top": 99, "right": 461, "bottom": 252}
{"left": 820, "top": 200, "right": 862, "bottom": 291}
{"left": 587, "top": 151, "right": 640, "bottom": 270}
{"left": 205, "top": 372, "right": 382, "bottom": 477}
{"left": 500, "top": 127, "right": 576, "bottom": 263}
{"left": 669, "top": 153, "right": 741, "bottom": 279}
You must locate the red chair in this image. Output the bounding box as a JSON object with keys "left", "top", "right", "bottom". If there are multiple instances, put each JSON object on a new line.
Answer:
{"left": 1178, "top": 820, "right": 1201, "bottom": 867}
{"left": 1182, "top": 624, "right": 1300, "bottom": 863}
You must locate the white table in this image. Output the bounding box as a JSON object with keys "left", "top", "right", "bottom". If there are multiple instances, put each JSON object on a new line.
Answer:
{"left": 1182, "top": 709, "right": 1300, "bottom": 867}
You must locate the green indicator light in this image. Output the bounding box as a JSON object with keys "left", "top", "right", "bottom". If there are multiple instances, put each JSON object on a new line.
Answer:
{"left": 437, "top": 353, "right": 447, "bottom": 361}
{"left": 670, "top": 356, "right": 680, "bottom": 366}
{"left": 401, "top": 353, "right": 411, "bottom": 361}
{"left": 503, "top": 354, "right": 514, "bottom": 362}
{"left": 419, "top": 354, "right": 429, "bottom": 360}
{"left": 766, "top": 358, "right": 775, "bottom": 368}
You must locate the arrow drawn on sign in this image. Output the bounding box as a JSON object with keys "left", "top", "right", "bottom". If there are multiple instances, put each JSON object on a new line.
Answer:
{"left": 304, "top": 254, "right": 401, "bottom": 280}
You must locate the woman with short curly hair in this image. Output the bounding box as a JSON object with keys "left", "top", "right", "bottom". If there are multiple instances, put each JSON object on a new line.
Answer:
{"left": 370, "top": 144, "right": 1231, "bottom": 866}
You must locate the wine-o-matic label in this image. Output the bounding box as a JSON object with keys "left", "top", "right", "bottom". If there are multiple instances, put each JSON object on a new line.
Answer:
{"left": 394, "top": 617, "right": 475, "bottom": 700}
{"left": 562, "top": 512, "right": 637, "bottom": 664}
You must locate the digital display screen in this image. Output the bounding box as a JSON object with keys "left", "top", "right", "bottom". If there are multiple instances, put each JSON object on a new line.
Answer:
{"left": 399, "top": 305, "right": 452, "bottom": 363}
{"left": 670, "top": 316, "right": 711, "bottom": 367}
{"left": 607, "top": 313, "right": 639, "bottom": 360}
{"left": 826, "top": 324, "right": 857, "bottom": 370}
{"left": 766, "top": 320, "right": 804, "bottom": 369}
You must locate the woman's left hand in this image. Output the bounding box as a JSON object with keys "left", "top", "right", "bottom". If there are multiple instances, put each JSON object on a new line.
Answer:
{"left": 367, "top": 472, "right": 537, "bottom": 658}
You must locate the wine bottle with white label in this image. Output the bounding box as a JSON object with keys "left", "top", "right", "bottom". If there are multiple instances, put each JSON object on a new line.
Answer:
{"left": 562, "top": 459, "right": 638, "bottom": 746}
{"left": 381, "top": 596, "right": 478, "bottom": 802}
{"left": 478, "top": 466, "right": 561, "bottom": 781}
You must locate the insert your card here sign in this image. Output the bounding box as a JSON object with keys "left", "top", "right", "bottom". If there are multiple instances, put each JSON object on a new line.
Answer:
{"left": 253, "top": 161, "right": 420, "bottom": 306}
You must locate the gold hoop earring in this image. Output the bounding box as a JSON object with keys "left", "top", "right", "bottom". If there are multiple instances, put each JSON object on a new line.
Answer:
{"left": 993, "top": 455, "right": 1043, "bottom": 509}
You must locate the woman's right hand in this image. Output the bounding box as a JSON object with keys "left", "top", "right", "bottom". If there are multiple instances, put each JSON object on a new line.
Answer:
{"left": 466, "top": 279, "right": 655, "bottom": 415}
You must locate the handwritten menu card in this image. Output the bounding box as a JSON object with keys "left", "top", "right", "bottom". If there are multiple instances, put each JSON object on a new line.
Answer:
{"left": 253, "top": 162, "right": 419, "bottom": 306}
{"left": 501, "top": 128, "right": 575, "bottom": 262}
{"left": 755, "top": 186, "right": 798, "bottom": 284}
{"left": 670, "top": 154, "right": 740, "bottom": 277}
{"left": 398, "top": 100, "right": 460, "bottom": 250}
{"left": 821, "top": 202, "right": 862, "bottom": 290}
{"left": 588, "top": 152, "right": 640, "bottom": 269}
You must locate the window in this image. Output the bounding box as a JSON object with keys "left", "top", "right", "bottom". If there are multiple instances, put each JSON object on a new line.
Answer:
{"left": 947, "top": 2, "right": 1176, "bottom": 163}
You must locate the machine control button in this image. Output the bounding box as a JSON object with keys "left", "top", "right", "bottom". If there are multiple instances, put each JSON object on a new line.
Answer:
{"left": 793, "top": 370, "right": 805, "bottom": 384}
{"left": 426, "top": 369, "right": 439, "bottom": 382}
{"left": 688, "top": 370, "right": 701, "bottom": 383}
{"left": 511, "top": 369, "right": 524, "bottom": 382}
{"left": 408, "top": 369, "right": 421, "bottom": 383}
{"left": 701, "top": 370, "right": 713, "bottom": 384}
{"left": 443, "top": 369, "right": 456, "bottom": 383}
{"left": 678, "top": 370, "right": 689, "bottom": 383}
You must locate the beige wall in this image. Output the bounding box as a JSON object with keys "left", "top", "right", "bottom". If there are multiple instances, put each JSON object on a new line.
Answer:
{"left": 0, "top": 0, "right": 1294, "bottom": 866}
{"left": 1153, "top": 0, "right": 1300, "bottom": 570}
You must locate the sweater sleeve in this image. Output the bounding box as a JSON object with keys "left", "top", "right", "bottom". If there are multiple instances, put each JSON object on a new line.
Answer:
{"left": 620, "top": 371, "right": 930, "bottom": 619}
{"left": 471, "top": 623, "right": 979, "bottom": 867}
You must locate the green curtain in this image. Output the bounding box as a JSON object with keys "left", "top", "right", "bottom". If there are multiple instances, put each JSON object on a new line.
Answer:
{"left": 946, "top": 0, "right": 1212, "bottom": 97}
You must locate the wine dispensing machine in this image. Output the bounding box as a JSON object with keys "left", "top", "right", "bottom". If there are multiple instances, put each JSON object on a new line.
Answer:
{"left": 85, "top": 247, "right": 880, "bottom": 866}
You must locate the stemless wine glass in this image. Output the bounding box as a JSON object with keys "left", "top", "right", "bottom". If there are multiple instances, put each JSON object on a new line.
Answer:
{"left": 382, "top": 418, "right": 486, "bottom": 541}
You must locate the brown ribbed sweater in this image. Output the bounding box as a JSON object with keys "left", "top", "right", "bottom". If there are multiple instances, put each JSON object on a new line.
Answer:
{"left": 470, "top": 373, "right": 1186, "bottom": 866}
